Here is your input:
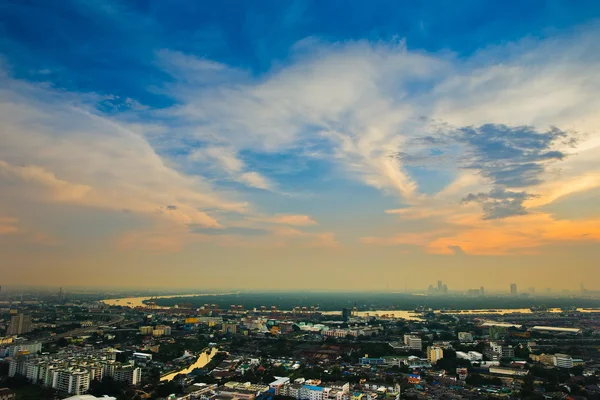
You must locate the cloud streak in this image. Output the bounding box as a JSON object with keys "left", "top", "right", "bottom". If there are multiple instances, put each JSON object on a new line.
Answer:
{"left": 2, "top": 18, "right": 600, "bottom": 259}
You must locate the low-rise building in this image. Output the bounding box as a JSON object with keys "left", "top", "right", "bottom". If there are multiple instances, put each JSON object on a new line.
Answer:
{"left": 7, "top": 342, "right": 42, "bottom": 357}
{"left": 465, "top": 351, "right": 483, "bottom": 361}
{"left": 489, "top": 366, "right": 528, "bottom": 377}
{"left": 403, "top": 335, "right": 422, "bottom": 351}
{"left": 531, "top": 326, "right": 582, "bottom": 335}
{"left": 458, "top": 332, "right": 473, "bottom": 342}
{"left": 529, "top": 353, "right": 555, "bottom": 365}
{"left": 554, "top": 354, "right": 574, "bottom": 369}
{"left": 0, "top": 388, "right": 15, "bottom": 400}
{"left": 270, "top": 377, "right": 290, "bottom": 395}
{"left": 222, "top": 323, "right": 238, "bottom": 334}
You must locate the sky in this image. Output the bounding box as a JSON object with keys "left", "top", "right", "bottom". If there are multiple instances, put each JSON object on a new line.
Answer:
{"left": 1, "top": 1, "right": 600, "bottom": 291}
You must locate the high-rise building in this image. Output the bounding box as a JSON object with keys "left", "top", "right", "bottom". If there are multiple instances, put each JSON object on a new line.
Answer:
{"left": 152, "top": 325, "right": 171, "bottom": 337}
{"left": 429, "top": 280, "right": 448, "bottom": 295}
{"left": 427, "top": 346, "right": 444, "bottom": 364}
{"left": 480, "top": 286, "right": 485, "bottom": 296}
{"left": 7, "top": 314, "right": 32, "bottom": 336}
{"left": 341, "top": 308, "right": 350, "bottom": 322}
{"left": 113, "top": 365, "right": 142, "bottom": 385}
{"left": 52, "top": 368, "right": 90, "bottom": 395}
{"left": 510, "top": 283, "right": 518, "bottom": 296}
{"left": 139, "top": 326, "right": 153, "bottom": 335}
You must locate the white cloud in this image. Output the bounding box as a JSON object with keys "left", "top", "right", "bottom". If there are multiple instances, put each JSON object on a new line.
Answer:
{"left": 190, "top": 146, "right": 273, "bottom": 190}
{"left": 154, "top": 26, "right": 600, "bottom": 213}
{"left": 268, "top": 214, "right": 318, "bottom": 226}
{"left": 3, "top": 23, "right": 600, "bottom": 254}
{"left": 0, "top": 160, "right": 91, "bottom": 201}
{"left": 0, "top": 75, "right": 247, "bottom": 234}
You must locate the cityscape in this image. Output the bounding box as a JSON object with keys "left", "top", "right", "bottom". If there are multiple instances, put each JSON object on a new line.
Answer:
{"left": 2, "top": 1, "right": 600, "bottom": 399}
{"left": 1, "top": 285, "right": 600, "bottom": 399}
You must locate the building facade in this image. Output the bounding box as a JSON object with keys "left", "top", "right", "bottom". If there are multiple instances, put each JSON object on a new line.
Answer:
{"left": 7, "top": 314, "right": 32, "bottom": 336}
{"left": 427, "top": 346, "right": 443, "bottom": 364}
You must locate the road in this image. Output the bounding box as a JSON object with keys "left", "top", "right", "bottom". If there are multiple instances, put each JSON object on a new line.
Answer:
{"left": 40, "top": 313, "right": 128, "bottom": 343}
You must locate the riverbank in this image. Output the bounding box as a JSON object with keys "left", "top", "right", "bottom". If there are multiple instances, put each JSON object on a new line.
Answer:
{"left": 101, "top": 294, "right": 600, "bottom": 317}
{"left": 101, "top": 293, "right": 234, "bottom": 308}
{"left": 160, "top": 347, "right": 218, "bottom": 382}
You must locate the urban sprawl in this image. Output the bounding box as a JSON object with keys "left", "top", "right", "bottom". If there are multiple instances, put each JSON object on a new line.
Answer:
{"left": 1, "top": 285, "right": 600, "bottom": 399}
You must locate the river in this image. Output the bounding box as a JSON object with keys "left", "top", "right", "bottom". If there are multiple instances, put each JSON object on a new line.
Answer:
{"left": 160, "top": 347, "right": 218, "bottom": 382}
{"left": 101, "top": 293, "right": 234, "bottom": 308}
{"left": 101, "top": 294, "right": 600, "bottom": 318}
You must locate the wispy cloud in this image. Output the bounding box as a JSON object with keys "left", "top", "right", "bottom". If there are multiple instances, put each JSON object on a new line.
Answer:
{"left": 190, "top": 146, "right": 273, "bottom": 190}
{"left": 0, "top": 160, "right": 91, "bottom": 201}
{"left": 268, "top": 214, "right": 318, "bottom": 226}
{"left": 2, "top": 19, "right": 600, "bottom": 257}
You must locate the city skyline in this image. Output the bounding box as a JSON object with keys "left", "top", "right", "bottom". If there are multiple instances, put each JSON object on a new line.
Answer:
{"left": 1, "top": 1, "right": 600, "bottom": 290}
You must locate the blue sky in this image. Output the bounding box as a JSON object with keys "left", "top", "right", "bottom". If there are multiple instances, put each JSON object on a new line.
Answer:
{"left": 1, "top": 1, "right": 600, "bottom": 290}
{"left": 3, "top": 1, "right": 599, "bottom": 103}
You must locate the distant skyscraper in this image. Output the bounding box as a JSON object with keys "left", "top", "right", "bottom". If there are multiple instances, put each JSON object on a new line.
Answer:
{"left": 7, "top": 314, "right": 32, "bottom": 336}
{"left": 480, "top": 286, "right": 485, "bottom": 296}
{"left": 342, "top": 308, "right": 350, "bottom": 322}
{"left": 437, "top": 280, "right": 443, "bottom": 291}
{"left": 510, "top": 283, "right": 518, "bottom": 296}
{"left": 351, "top": 303, "right": 358, "bottom": 317}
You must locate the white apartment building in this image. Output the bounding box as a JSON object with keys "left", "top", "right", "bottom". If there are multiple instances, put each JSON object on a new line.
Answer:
{"left": 113, "top": 365, "right": 142, "bottom": 385}
{"left": 8, "top": 348, "right": 140, "bottom": 395}
{"left": 403, "top": 335, "right": 422, "bottom": 351}
{"left": 300, "top": 385, "right": 325, "bottom": 400}
{"left": 7, "top": 342, "right": 42, "bottom": 357}
{"left": 554, "top": 354, "right": 573, "bottom": 369}
{"left": 52, "top": 369, "right": 91, "bottom": 395}
{"left": 456, "top": 351, "right": 483, "bottom": 362}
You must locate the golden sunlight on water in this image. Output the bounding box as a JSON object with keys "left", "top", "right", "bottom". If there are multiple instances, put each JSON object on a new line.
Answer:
{"left": 160, "top": 347, "right": 218, "bottom": 382}
{"left": 102, "top": 295, "right": 600, "bottom": 317}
